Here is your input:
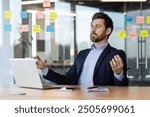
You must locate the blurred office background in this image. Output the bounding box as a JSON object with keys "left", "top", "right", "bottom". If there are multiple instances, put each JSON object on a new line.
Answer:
{"left": 0, "top": 0, "right": 150, "bottom": 86}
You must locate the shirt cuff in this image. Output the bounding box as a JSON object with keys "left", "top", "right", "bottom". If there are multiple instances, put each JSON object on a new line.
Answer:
{"left": 42, "top": 67, "right": 49, "bottom": 76}
{"left": 114, "top": 71, "right": 124, "bottom": 81}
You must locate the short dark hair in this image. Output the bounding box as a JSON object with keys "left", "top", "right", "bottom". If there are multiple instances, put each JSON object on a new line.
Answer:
{"left": 91, "top": 12, "right": 114, "bottom": 36}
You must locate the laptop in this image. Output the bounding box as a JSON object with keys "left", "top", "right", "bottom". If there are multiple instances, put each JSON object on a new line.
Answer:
{"left": 9, "top": 58, "right": 61, "bottom": 89}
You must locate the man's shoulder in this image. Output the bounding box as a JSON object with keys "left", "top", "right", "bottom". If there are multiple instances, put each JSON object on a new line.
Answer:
{"left": 78, "top": 48, "right": 91, "bottom": 54}
{"left": 75, "top": 49, "right": 91, "bottom": 59}
{"left": 110, "top": 46, "right": 125, "bottom": 54}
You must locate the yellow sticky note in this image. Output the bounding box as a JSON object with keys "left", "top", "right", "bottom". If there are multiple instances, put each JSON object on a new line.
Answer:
{"left": 140, "top": 30, "right": 148, "bottom": 38}
{"left": 33, "top": 25, "right": 41, "bottom": 32}
{"left": 147, "top": 16, "right": 150, "bottom": 24}
{"left": 4, "top": 10, "right": 12, "bottom": 19}
{"left": 118, "top": 30, "right": 126, "bottom": 38}
{"left": 50, "top": 11, "right": 57, "bottom": 20}
{"left": 129, "top": 31, "right": 137, "bottom": 38}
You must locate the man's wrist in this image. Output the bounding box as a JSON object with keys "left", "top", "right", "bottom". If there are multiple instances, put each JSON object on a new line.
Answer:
{"left": 42, "top": 67, "right": 49, "bottom": 76}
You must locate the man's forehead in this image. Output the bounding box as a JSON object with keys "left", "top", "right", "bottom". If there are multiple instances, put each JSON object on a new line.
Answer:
{"left": 91, "top": 19, "right": 105, "bottom": 25}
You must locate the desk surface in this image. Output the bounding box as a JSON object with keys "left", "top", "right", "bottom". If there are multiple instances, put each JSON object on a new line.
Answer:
{"left": 0, "top": 86, "right": 150, "bottom": 100}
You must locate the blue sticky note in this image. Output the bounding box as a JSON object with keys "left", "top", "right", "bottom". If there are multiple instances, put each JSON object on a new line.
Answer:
{"left": 46, "top": 25, "right": 54, "bottom": 32}
{"left": 20, "top": 11, "right": 28, "bottom": 19}
{"left": 125, "top": 16, "right": 133, "bottom": 23}
{"left": 4, "top": 24, "right": 12, "bottom": 32}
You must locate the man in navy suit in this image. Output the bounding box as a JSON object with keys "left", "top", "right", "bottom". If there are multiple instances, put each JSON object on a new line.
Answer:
{"left": 35, "top": 12, "right": 128, "bottom": 87}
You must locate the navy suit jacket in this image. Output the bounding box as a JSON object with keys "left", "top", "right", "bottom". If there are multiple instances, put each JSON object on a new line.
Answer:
{"left": 44, "top": 44, "right": 129, "bottom": 86}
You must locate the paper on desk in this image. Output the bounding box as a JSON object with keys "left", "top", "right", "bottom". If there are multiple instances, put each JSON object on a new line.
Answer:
{"left": 88, "top": 86, "right": 110, "bottom": 92}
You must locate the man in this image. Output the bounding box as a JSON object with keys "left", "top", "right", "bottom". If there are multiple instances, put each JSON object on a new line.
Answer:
{"left": 35, "top": 12, "right": 128, "bottom": 87}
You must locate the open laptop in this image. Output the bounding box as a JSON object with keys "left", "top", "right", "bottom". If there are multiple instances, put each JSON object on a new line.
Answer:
{"left": 9, "top": 58, "right": 61, "bottom": 89}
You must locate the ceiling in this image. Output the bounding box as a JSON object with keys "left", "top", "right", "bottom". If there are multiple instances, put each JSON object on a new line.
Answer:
{"left": 62, "top": 0, "right": 150, "bottom": 12}
{"left": 22, "top": 0, "right": 150, "bottom": 12}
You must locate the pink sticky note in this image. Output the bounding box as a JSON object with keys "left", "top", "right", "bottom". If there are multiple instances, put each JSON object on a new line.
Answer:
{"left": 136, "top": 16, "right": 144, "bottom": 24}
{"left": 36, "top": 11, "right": 44, "bottom": 19}
{"left": 20, "top": 25, "right": 29, "bottom": 32}
{"left": 129, "top": 31, "right": 137, "bottom": 38}
{"left": 43, "top": 0, "right": 51, "bottom": 7}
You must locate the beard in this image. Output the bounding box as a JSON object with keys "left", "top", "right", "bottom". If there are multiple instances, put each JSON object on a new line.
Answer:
{"left": 90, "top": 33, "right": 101, "bottom": 42}
{"left": 90, "top": 32, "right": 107, "bottom": 42}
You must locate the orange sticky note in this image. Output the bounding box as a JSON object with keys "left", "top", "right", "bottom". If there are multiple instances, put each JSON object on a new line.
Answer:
{"left": 129, "top": 31, "right": 137, "bottom": 38}
{"left": 146, "top": 16, "right": 150, "bottom": 24}
{"left": 33, "top": 25, "right": 41, "bottom": 32}
{"left": 118, "top": 30, "right": 126, "bottom": 38}
{"left": 36, "top": 11, "right": 44, "bottom": 19}
{"left": 43, "top": 0, "right": 51, "bottom": 7}
{"left": 50, "top": 11, "right": 57, "bottom": 20}
{"left": 4, "top": 10, "right": 12, "bottom": 19}
{"left": 20, "top": 25, "right": 29, "bottom": 32}
{"left": 136, "top": 16, "right": 144, "bottom": 24}
{"left": 140, "top": 30, "right": 148, "bottom": 38}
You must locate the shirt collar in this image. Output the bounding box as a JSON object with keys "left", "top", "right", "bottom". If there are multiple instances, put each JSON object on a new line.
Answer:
{"left": 91, "top": 42, "right": 108, "bottom": 51}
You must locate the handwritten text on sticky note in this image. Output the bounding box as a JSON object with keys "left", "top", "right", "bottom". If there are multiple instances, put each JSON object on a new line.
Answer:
{"left": 50, "top": 11, "right": 57, "bottom": 20}
{"left": 4, "top": 24, "right": 12, "bottom": 32}
{"left": 136, "top": 16, "right": 144, "bottom": 24}
{"left": 140, "top": 30, "right": 148, "bottom": 38}
{"left": 43, "top": 0, "right": 51, "bottom": 7}
{"left": 20, "top": 25, "right": 29, "bottom": 32}
{"left": 129, "top": 31, "right": 137, "bottom": 38}
{"left": 147, "top": 16, "right": 150, "bottom": 24}
{"left": 36, "top": 11, "right": 44, "bottom": 19}
{"left": 20, "top": 11, "right": 28, "bottom": 19}
{"left": 46, "top": 25, "right": 54, "bottom": 32}
{"left": 4, "top": 10, "right": 12, "bottom": 19}
{"left": 33, "top": 25, "right": 41, "bottom": 32}
{"left": 118, "top": 30, "right": 126, "bottom": 38}
{"left": 125, "top": 16, "right": 133, "bottom": 23}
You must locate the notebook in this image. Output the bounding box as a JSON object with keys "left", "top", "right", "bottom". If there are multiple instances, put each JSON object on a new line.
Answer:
{"left": 9, "top": 58, "right": 61, "bottom": 89}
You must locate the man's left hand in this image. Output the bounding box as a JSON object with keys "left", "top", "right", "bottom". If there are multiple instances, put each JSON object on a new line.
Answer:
{"left": 110, "top": 55, "right": 123, "bottom": 75}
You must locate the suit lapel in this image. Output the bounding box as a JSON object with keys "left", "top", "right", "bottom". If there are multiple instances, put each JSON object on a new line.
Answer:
{"left": 94, "top": 44, "right": 111, "bottom": 75}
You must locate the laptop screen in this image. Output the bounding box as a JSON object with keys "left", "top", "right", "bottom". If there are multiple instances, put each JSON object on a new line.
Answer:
{"left": 9, "top": 58, "right": 43, "bottom": 89}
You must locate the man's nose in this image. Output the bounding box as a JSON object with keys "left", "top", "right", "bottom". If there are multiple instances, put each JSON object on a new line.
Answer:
{"left": 91, "top": 27, "right": 96, "bottom": 32}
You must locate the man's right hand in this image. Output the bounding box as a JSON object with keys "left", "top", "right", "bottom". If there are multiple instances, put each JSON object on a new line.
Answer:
{"left": 34, "top": 56, "right": 46, "bottom": 70}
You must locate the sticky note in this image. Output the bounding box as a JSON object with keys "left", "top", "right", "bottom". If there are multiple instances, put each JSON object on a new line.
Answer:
{"left": 118, "top": 30, "right": 126, "bottom": 38}
{"left": 146, "top": 16, "right": 150, "bottom": 24}
{"left": 33, "top": 25, "right": 41, "bottom": 32}
{"left": 140, "top": 30, "right": 148, "bottom": 38}
{"left": 4, "top": 24, "right": 12, "bottom": 32}
{"left": 125, "top": 16, "right": 133, "bottom": 23}
{"left": 20, "top": 25, "right": 29, "bottom": 32}
{"left": 4, "top": 10, "right": 12, "bottom": 19}
{"left": 36, "top": 11, "right": 44, "bottom": 19}
{"left": 136, "top": 16, "right": 144, "bottom": 24}
{"left": 20, "top": 11, "right": 28, "bottom": 19}
{"left": 43, "top": 0, "right": 51, "bottom": 7}
{"left": 46, "top": 25, "right": 54, "bottom": 32}
{"left": 129, "top": 31, "right": 137, "bottom": 38}
{"left": 50, "top": 11, "right": 57, "bottom": 20}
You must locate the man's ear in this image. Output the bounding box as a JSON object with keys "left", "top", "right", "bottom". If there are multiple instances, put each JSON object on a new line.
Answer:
{"left": 106, "top": 27, "right": 112, "bottom": 35}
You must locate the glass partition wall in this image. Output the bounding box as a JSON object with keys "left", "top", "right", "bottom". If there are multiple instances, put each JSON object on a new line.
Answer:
{"left": 125, "top": 2, "right": 150, "bottom": 85}
{"left": 20, "top": 1, "right": 75, "bottom": 74}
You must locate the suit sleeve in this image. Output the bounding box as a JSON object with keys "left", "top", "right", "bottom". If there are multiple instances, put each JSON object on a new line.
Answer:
{"left": 43, "top": 63, "right": 77, "bottom": 85}
{"left": 114, "top": 50, "right": 129, "bottom": 86}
